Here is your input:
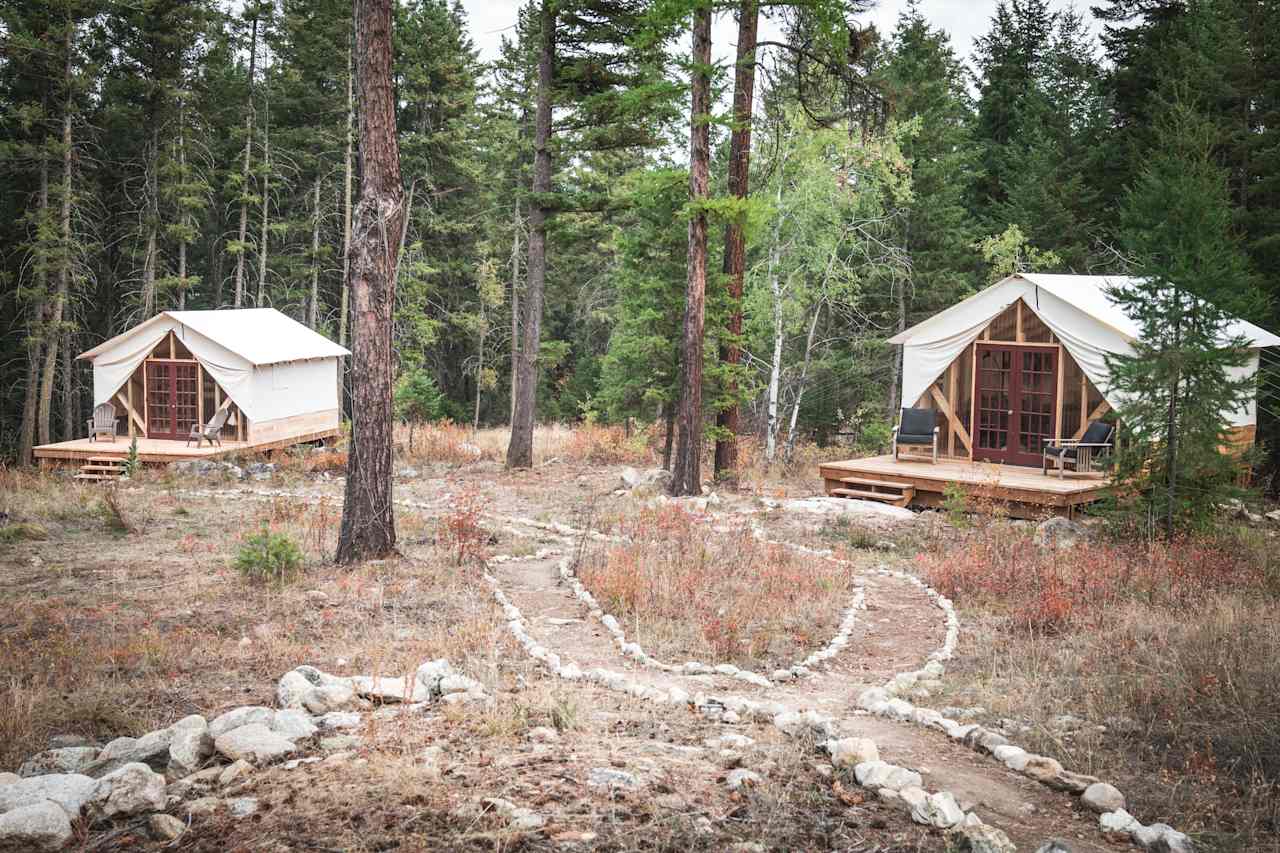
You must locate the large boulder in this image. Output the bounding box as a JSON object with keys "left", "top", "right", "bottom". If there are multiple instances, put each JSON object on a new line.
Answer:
{"left": 270, "top": 709, "right": 318, "bottom": 741}
{"left": 19, "top": 747, "right": 100, "bottom": 778}
{"left": 911, "top": 791, "right": 965, "bottom": 829}
{"left": 90, "top": 763, "right": 166, "bottom": 818}
{"left": 0, "top": 774, "right": 97, "bottom": 818}
{"left": 1082, "top": 782, "right": 1125, "bottom": 814}
{"left": 213, "top": 724, "right": 297, "bottom": 765}
{"left": 1034, "top": 516, "right": 1088, "bottom": 549}
{"left": 0, "top": 800, "right": 72, "bottom": 852}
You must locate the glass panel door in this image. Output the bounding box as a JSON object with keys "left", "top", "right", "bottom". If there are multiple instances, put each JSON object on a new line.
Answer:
{"left": 175, "top": 364, "right": 199, "bottom": 437}
{"left": 975, "top": 347, "right": 1012, "bottom": 459}
{"left": 146, "top": 361, "right": 174, "bottom": 438}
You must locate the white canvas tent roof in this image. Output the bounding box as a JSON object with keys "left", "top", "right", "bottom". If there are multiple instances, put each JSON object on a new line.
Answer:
{"left": 889, "top": 274, "right": 1280, "bottom": 428}
{"left": 78, "top": 309, "right": 349, "bottom": 422}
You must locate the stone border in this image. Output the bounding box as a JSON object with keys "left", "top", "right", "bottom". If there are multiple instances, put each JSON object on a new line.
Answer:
{"left": 480, "top": 563, "right": 994, "bottom": 838}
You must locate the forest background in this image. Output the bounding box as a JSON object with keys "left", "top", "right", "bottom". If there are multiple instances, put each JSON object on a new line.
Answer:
{"left": 4, "top": 0, "right": 1280, "bottom": 483}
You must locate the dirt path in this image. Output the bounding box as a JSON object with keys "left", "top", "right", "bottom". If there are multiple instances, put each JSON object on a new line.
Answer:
{"left": 488, "top": 550, "right": 1110, "bottom": 851}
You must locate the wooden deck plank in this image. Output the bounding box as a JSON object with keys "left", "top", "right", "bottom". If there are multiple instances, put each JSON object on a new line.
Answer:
{"left": 819, "top": 453, "right": 1111, "bottom": 516}
{"left": 33, "top": 428, "right": 339, "bottom": 465}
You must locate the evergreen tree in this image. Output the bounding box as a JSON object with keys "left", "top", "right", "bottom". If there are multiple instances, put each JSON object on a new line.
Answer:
{"left": 1106, "top": 100, "right": 1256, "bottom": 536}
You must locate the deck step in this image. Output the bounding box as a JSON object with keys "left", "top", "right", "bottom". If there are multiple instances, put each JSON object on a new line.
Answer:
{"left": 837, "top": 476, "right": 912, "bottom": 492}
{"left": 86, "top": 457, "right": 126, "bottom": 465}
{"left": 831, "top": 487, "right": 907, "bottom": 502}
{"left": 79, "top": 464, "right": 126, "bottom": 472}
{"left": 73, "top": 472, "right": 122, "bottom": 481}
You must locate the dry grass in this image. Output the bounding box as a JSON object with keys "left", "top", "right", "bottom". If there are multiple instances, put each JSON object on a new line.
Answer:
{"left": 576, "top": 504, "right": 856, "bottom": 667}
{"left": 921, "top": 521, "right": 1280, "bottom": 851}
{"left": 0, "top": 477, "right": 501, "bottom": 772}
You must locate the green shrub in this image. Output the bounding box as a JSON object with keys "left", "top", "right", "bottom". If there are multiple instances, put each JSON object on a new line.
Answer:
{"left": 235, "top": 527, "right": 304, "bottom": 585}
{"left": 0, "top": 523, "right": 49, "bottom": 544}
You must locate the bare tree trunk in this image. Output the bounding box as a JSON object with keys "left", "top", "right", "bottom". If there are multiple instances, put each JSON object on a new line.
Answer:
{"left": 763, "top": 144, "right": 787, "bottom": 463}
{"left": 338, "top": 42, "right": 354, "bottom": 411}
{"left": 662, "top": 401, "right": 675, "bottom": 471}
{"left": 177, "top": 104, "right": 188, "bottom": 309}
{"left": 256, "top": 73, "right": 271, "bottom": 306}
{"left": 233, "top": 14, "right": 258, "bottom": 308}
{"left": 886, "top": 274, "right": 905, "bottom": 416}
{"left": 670, "top": 4, "right": 712, "bottom": 497}
{"left": 60, "top": 327, "right": 75, "bottom": 441}
{"left": 713, "top": 0, "right": 757, "bottom": 481}
{"left": 39, "top": 64, "right": 75, "bottom": 446}
{"left": 308, "top": 177, "right": 321, "bottom": 327}
{"left": 141, "top": 124, "right": 160, "bottom": 315}
{"left": 785, "top": 302, "right": 822, "bottom": 460}
{"left": 506, "top": 0, "right": 554, "bottom": 470}
{"left": 509, "top": 197, "right": 521, "bottom": 426}
{"left": 336, "top": 0, "right": 405, "bottom": 564}
{"left": 474, "top": 309, "right": 485, "bottom": 436}
{"left": 20, "top": 154, "right": 50, "bottom": 462}
{"left": 1164, "top": 293, "right": 1183, "bottom": 539}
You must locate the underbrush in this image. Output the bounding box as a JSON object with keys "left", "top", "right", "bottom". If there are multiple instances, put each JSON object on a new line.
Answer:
{"left": 922, "top": 521, "right": 1280, "bottom": 849}
{"left": 577, "top": 504, "right": 854, "bottom": 666}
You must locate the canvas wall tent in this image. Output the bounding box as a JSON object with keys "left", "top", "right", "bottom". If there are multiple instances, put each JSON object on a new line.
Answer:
{"left": 76, "top": 308, "right": 350, "bottom": 445}
{"left": 887, "top": 273, "right": 1280, "bottom": 467}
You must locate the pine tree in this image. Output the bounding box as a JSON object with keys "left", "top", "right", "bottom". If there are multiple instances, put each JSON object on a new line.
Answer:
{"left": 1106, "top": 99, "right": 1257, "bottom": 536}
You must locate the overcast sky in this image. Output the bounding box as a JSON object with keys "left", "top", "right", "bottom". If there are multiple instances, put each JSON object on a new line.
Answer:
{"left": 457, "top": 0, "right": 1102, "bottom": 70}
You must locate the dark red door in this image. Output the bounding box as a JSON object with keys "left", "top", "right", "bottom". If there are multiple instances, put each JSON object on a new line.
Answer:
{"left": 146, "top": 361, "right": 199, "bottom": 440}
{"left": 973, "top": 344, "right": 1058, "bottom": 467}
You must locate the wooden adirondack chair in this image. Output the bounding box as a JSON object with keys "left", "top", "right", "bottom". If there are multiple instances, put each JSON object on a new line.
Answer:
{"left": 86, "top": 403, "right": 118, "bottom": 442}
{"left": 188, "top": 406, "right": 232, "bottom": 447}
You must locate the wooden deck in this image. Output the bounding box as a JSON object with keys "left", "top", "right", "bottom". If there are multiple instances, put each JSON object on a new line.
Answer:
{"left": 34, "top": 429, "right": 339, "bottom": 465}
{"left": 819, "top": 454, "right": 1111, "bottom": 517}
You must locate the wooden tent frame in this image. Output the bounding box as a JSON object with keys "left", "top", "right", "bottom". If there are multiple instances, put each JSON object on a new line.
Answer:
{"left": 911, "top": 298, "right": 1112, "bottom": 464}
{"left": 115, "top": 330, "right": 247, "bottom": 443}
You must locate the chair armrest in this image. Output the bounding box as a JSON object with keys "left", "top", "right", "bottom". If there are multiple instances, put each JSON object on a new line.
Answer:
{"left": 933, "top": 426, "right": 940, "bottom": 435}
{"left": 891, "top": 425, "right": 900, "bottom": 437}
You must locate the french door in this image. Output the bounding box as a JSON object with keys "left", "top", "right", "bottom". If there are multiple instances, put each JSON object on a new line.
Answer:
{"left": 146, "top": 361, "right": 199, "bottom": 440}
{"left": 973, "top": 344, "right": 1058, "bottom": 467}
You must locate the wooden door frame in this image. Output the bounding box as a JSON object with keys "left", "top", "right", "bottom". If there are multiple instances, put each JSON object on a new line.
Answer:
{"left": 144, "top": 358, "right": 199, "bottom": 440}
{"left": 969, "top": 341, "right": 1061, "bottom": 467}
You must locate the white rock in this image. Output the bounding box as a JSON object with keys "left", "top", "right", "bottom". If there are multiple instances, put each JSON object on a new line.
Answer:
{"left": 414, "top": 659, "right": 454, "bottom": 696}
{"left": 316, "top": 711, "right": 362, "bottom": 730}
{"left": 725, "top": 769, "right": 763, "bottom": 790}
{"left": 350, "top": 675, "right": 427, "bottom": 703}
{"left": 167, "top": 724, "right": 214, "bottom": 778}
{"left": 0, "top": 773, "right": 97, "bottom": 818}
{"left": 1082, "top": 782, "right": 1125, "bottom": 814}
{"left": 218, "top": 760, "right": 253, "bottom": 787}
{"left": 98, "top": 737, "right": 139, "bottom": 762}
{"left": 149, "top": 813, "right": 187, "bottom": 840}
{"left": 912, "top": 791, "right": 965, "bottom": 829}
{"left": 945, "top": 823, "right": 1017, "bottom": 853}
{"left": 19, "top": 747, "right": 100, "bottom": 778}
{"left": 897, "top": 785, "right": 929, "bottom": 813}
{"left": 586, "top": 767, "right": 640, "bottom": 789}
{"left": 0, "top": 800, "right": 72, "bottom": 852}
{"left": 90, "top": 763, "right": 166, "bottom": 817}
{"left": 171, "top": 714, "right": 207, "bottom": 732}
{"left": 1099, "top": 809, "right": 1141, "bottom": 834}
{"left": 213, "top": 724, "right": 297, "bottom": 764}
{"left": 825, "top": 737, "right": 879, "bottom": 769}
{"left": 438, "top": 674, "right": 482, "bottom": 696}
{"left": 225, "top": 796, "right": 259, "bottom": 818}
{"left": 271, "top": 709, "right": 319, "bottom": 741}
{"left": 991, "top": 745, "right": 1025, "bottom": 764}
{"left": 208, "top": 706, "right": 275, "bottom": 739}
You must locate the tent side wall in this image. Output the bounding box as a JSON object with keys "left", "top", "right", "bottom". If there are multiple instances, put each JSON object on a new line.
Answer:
{"left": 245, "top": 357, "right": 341, "bottom": 444}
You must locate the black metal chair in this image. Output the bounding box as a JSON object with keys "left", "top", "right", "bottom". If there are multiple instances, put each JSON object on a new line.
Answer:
{"left": 1042, "top": 420, "right": 1115, "bottom": 478}
{"left": 893, "top": 407, "right": 940, "bottom": 463}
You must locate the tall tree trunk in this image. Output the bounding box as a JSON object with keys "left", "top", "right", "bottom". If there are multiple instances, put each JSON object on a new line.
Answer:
{"left": 57, "top": 57, "right": 75, "bottom": 443}
{"left": 336, "top": 0, "right": 405, "bottom": 564}
{"left": 509, "top": 197, "right": 521, "bottom": 426}
{"left": 670, "top": 4, "right": 712, "bottom": 497}
{"left": 713, "top": 0, "right": 758, "bottom": 481}
{"left": 177, "top": 104, "right": 188, "bottom": 309}
{"left": 785, "top": 302, "right": 822, "bottom": 460}
{"left": 338, "top": 42, "right": 354, "bottom": 411}
{"left": 1163, "top": 292, "right": 1183, "bottom": 539}
{"left": 20, "top": 154, "right": 51, "bottom": 461}
{"left": 141, "top": 126, "right": 159, "bottom": 316}
{"left": 763, "top": 137, "right": 787, "bottom": 463}
{"left": 233, "top": 14, "right": 258, "bottom": 308}
{"left": 60, "top": 327, "right": 75, "bottom": 441}
{"left": 474, "top": 309, "right": 485, "bottom": 436}
{"left": 506, "top": 0, "right": 554, "bottom": 469}
{"left": 662, "top": 401, "right": 675, "bottom": 471}
{"left": 256, "top": 75, "right": 271, "bottom": 306}
{"left": 886, "top": 273, "right": 905, "bottom": 416}
{"left": 308, "top": 177, "right": 321, "bottom": 327}
{"left": 39, "top": 55, "right": 75, "bottom": 446}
